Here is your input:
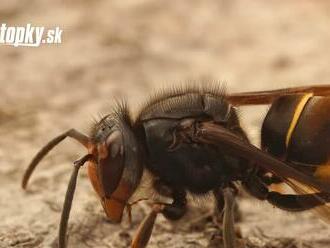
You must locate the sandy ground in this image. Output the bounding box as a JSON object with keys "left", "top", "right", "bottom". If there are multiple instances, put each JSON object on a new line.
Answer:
{"left": 1, "top": 0, "right": 330, "bottom": 247}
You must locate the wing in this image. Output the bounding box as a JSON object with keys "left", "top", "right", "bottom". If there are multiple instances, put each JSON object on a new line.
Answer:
{"left": 227, "top": 85, "right": 330, "bottom": 106}
{"left": 285, "top": 178, "right": 330, "bottom": 223}
{"left": 186, "top": 122, "right": 330, "bottom": 193}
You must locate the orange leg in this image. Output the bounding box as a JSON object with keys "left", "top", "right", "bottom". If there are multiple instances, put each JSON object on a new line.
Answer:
{"left": 131, "top": 204, "right": 164, "bottom": 248}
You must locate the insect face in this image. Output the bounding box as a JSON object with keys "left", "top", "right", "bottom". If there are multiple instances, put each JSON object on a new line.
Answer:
{"left": 21, "top": 106, "right": 144, "bottom": 247}
{"left": 88, "top": 113, "right": 144, "bottom": 222}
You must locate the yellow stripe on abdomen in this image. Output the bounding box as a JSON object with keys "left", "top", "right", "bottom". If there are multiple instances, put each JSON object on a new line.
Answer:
{"left": 285, "top": 93, "right": 314, "bottom": 148}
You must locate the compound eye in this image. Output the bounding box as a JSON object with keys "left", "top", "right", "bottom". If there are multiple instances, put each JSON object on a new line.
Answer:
{"left": 98, "top": 130, "right": 124, "bottom": 198}
{"left": 95, "top": 125, "right": 143, "bottom": 223}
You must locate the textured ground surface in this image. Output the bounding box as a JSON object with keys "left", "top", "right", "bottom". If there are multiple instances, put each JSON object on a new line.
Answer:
{"left": 1, "top": 0, "right": 330, "bottom": 247}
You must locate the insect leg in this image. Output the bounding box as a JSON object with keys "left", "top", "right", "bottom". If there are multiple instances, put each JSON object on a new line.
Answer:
{"left": 213, "top": 188, "right": 225, "bottom": 223}
{"left": 59, "top": 154, "right": 94, "bottom": 248}
{"left": 162, "top": 189, "right": 187, "bottom": 220}
{"left": 243, "top": 175, "right": 330, "bottom": 211}
{"left": 222, "top": 187, "right": 238, "bottom": 248}
{"left": 22, "top": 129, "right": 90, "bottom": 189}
{"left": 259, "top": 172, "right": 284, "bottom": 185}
{"left": 131, "top": 189, "right": 187, "bottom": 248}
{"left": 131, "top": 204, "right": 163, "bottom": 248}
{"left": 152, "top": 180, "right": 188, "bottom": 220}
{"left": 213, "top": 186, "right": 242, "bottom": 224}
{"left": 266, "top": 192, "right": 330, "bottom": 211}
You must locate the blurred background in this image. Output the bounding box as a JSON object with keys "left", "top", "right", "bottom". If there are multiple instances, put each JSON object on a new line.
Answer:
{"left": 0, "top": 0, "right": 330, "bottom": 247}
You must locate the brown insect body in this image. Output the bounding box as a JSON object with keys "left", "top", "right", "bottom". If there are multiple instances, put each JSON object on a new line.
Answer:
{"left": 22, "top": 84, "right": 330, "bottom": 248}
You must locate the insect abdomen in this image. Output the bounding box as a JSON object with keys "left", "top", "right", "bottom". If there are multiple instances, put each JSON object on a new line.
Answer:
{"left": 288, "top": 96, "right": 330, "bottom": 165}
{"left": 261, "top": 94, "right": 310, "bottom": 159}
{"left": 262, "top": 94, "right": 330, "bottom": 180}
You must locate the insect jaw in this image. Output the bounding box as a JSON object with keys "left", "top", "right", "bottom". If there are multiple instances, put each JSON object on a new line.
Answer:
{"left": 100, "top": 180, "right": 133, "bottom": 222}
{"left": 87, "top": 130, "right": 141, "bottom": 223}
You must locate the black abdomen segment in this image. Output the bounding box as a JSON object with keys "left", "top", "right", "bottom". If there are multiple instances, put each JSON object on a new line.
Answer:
{"left": 261, "top": 94, "right": 306, "bottom": 159}
{"left": 262, "top": 95, "right": 330, "bottom": 165}
{"left": 288, "top": 96, "right": 330, "bottom": 165}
